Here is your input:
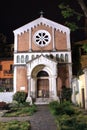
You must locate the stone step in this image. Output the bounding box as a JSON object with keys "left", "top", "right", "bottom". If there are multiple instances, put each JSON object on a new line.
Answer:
{"left": 35, "top": 98, "right": 50, "bottom": 105}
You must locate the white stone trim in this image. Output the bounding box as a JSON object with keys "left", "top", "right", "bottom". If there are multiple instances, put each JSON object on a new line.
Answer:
{"left": 26, "top": 55, "right": 57, "bottom": 99}
{"left": 13, "top": 17, "right": 70, "bottom": 36}
{"left": 33, "top": 30, "right": 51, "bottom": 47}
{"left": 0, "top": 92, "right": 14, "bottom": 103}
{"left": 52, "top": 28, "right": 55, "bottom": 50}
{"left": 83, "top": 69, "right": 87, "bottom": 109}
{"left": 13, "top": 66, "right": 17, "bottom": 93}
{"left": 14, "top": 34, "right": 18, "bottom": 52}
{"left": 51, "top": 77, "right": 57, "bottom": 97}
{"left": 27, "top": 55, "right": 57, "bottom": 76}
{"left": 29, "top": 28, "right": 32, "bottom": 51}
{"left": 14, "top": 51, "right": 72, "bottom": 65}
{"left": 68, "top": 64, "right": 72, "bottom": 88}
{"left": 66, "top": 31, "right": 71, "bottom": 50}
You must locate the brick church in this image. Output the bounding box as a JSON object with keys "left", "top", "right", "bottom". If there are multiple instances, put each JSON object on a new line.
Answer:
{"left": 13, "top": 14, "right": 72, "bottom": 104}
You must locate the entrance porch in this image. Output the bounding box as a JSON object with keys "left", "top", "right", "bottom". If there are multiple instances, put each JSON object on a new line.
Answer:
{"left": 26, "top": 55, "right": 59, "bottom": 104}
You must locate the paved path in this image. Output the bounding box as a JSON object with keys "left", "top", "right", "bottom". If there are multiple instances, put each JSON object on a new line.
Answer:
{"left": 29, "top": 105, "right": 57, "bottom": 130}
{"left": 0, "top": 105, "right": 58, "bottom": 130}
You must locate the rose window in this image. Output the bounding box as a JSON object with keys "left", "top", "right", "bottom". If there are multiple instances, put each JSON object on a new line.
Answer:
{"left": 33, "top": 30, "right": 51, "bottom": 47}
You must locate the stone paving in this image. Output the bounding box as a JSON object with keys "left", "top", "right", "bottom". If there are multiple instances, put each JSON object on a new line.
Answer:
{"left": 0, "top": 105, "right": 58, "bottom": 130}
{"left": 29, "top": 105, "right": 58, "bottom": 130}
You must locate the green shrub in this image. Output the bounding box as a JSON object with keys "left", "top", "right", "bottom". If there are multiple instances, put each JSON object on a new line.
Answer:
{"left": 50, "top": 101, "right": 87, "bottom": 130}
{"left": 7, "top": 125, "right": 20, "bottom": 130}
{"left": 49, "top": 101, "right": 65, "bottom": 115}
{"left": 62, "top": 106, "right": 75, "bottom": 116}
{"left": 0, "top": 120, "right": 30, "bottom": 130}
{"left": 0, "top": 87, "right": 4, "bottom": 92}
{"left": 61, "top": 116, "right": 76, "bottom": 127}
{"left": 76, "top": 122, "right": 87, "bottom": 130}
{"left": 64, "top": 107, "right": 75, "bottom": 116}
{"left": 49, "top": 101, "right": 75, "bottom": 116}
{"left": 4, "top": 104, "right": 37, "bottom": 117}
{"left": 61, "top": 85, "right": 72, "bottom": 102}
{"left": 13, "top": 91, "right": 27, "bottom": 104}
{"left": 56, "top": 115, "right": 76, "bottom": 130}
{"left": 61, "top": 101, "right": 71, "bottom": 107}
{"left": 49, "top": 101, "right": 59, "bottom": 110}
{"left": 59, "top": 101, "right": 75, "bottom": 116}
{"left": 61, "top": 126, "right": 75, "bottom": 130}
{"left": 28, "top": 104, "right": 37, "bottom": 115}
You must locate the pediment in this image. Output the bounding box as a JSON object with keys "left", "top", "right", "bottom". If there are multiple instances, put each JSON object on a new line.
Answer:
{"left": 26, "top": 54, "right": 57, "bottom": 77}
{"left": 27, "top": 54, "right": 57, "bottom": 65}
{"left": 13, "top": 16, "right": 70, "bottom": 35}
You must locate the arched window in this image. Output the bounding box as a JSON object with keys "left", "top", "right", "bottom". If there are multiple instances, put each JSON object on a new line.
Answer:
{"left": 56, "top": 54, "right": 59, "bottom": 61}
{"left": 60, "top": 54, "right": 64, "bottom": 62}
{"left": 50, "top": 54, "right": 54, "bottom": 59}
{"left": 21, "top": 55, "right": 24, "bottom": 63}
{"left": 32, "top": 55, "right": 34, "bottom": 59}
{"left": 65, "top": 54, "right": 68, "bottom": 62}
{"left": 25, "top": 55, "right": 29, "bottom": 62}
{"left": 36, "top": 55, "right": 39, "bottom": 57}
{"left": 45, "top": 54, "right": 49, "bottom": 58}
{"left": 17, "top": 55, "right": 20, "bottom": 63}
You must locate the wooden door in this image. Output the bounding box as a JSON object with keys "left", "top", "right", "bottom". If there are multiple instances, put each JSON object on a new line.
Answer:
{"left": 37, "top": 79, "right": 49, "bottom": 98}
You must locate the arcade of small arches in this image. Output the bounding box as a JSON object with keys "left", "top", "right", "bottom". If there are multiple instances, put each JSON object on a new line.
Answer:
{"left": 16, "top": 53, "right": 69, "bottom": 64}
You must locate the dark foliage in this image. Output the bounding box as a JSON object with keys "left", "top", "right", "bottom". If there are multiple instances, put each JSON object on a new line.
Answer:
{"left": 61, "top": 85, "right": 72, "bottom": 102}
{"left": 13, "top": 91, "right": 27, "bottom": 104}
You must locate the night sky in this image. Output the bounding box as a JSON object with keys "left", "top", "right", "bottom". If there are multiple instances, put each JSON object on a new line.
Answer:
{"left": 0, "top": 0, "right": 86, "bottom": 43}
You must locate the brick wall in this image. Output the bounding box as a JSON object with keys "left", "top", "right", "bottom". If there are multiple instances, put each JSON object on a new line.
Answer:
{"left": 16, "top": 66, "right": 28, "bottom": 92}
{"left": 17, "top": 24, "right": 67, "bottom": 52}
{"left": 18, "top": 31, "right": 29, "bottom": 51}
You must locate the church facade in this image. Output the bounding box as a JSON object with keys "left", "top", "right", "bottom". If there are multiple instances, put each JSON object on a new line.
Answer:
{"left": 13, "top": 15, "right": 72, "bottom": 103}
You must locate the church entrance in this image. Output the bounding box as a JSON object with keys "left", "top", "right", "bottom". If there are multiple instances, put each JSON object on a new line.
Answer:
{"left": 37, "top": 71, "right": 49, "bottom": 98}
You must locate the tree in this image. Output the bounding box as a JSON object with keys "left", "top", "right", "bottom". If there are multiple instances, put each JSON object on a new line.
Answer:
{"left": 61, "top": 85, "right": 72, "bottom": 102}
{"left": 77, "top": 0, "right": 87, "bottom": 37}
{"left": 58, "top": 0, "right": 87, "bottom": 74}
{"left": 58, "top": 0, "right": 87, "bottom": 38}
{"left": 0, "top": 33, "right": 7, "bottom": 43}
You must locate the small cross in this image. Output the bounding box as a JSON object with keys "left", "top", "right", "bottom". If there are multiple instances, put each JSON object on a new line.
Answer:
{"left": 40, "top": 11, "right": 44, "bottom": 17}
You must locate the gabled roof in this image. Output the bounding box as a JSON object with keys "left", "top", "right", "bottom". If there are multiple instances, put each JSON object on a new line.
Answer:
{"left": 13, "top": 16, "right": 70, "bottom": 35}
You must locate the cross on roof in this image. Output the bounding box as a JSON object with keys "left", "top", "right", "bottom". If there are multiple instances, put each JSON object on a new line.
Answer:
{"left": 40, "top": 11, "right": 44, "bottom": 17}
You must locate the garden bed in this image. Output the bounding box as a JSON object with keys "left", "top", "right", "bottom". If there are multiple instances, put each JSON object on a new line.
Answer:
{"left": 0, "top": 120, "right": 30, "bottom": 130}
{"left": 3, "top": 104, "right": 37, "bottom": 117}
{"left": 49, "top": 101, "right": 87, "bottom": 130}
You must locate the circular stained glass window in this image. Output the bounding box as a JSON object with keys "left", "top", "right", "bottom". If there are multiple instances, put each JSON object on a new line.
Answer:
{"left": 33, "top": 30, "right": 51, "bottom": 47}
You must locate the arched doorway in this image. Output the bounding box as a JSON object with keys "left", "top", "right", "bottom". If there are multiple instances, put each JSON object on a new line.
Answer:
{"left": 37, "top": 71, "right": 49, "bottom": 98}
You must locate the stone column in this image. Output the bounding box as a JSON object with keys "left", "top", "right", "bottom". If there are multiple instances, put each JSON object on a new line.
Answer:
{"left": 50, "top": 76, "right": 57, "bottom": 98}
{"left": 31, "top": 78, "right": 36, "bottom": 98}
{"left": 26, "top": 76, "right": 31, "bottom": 102}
